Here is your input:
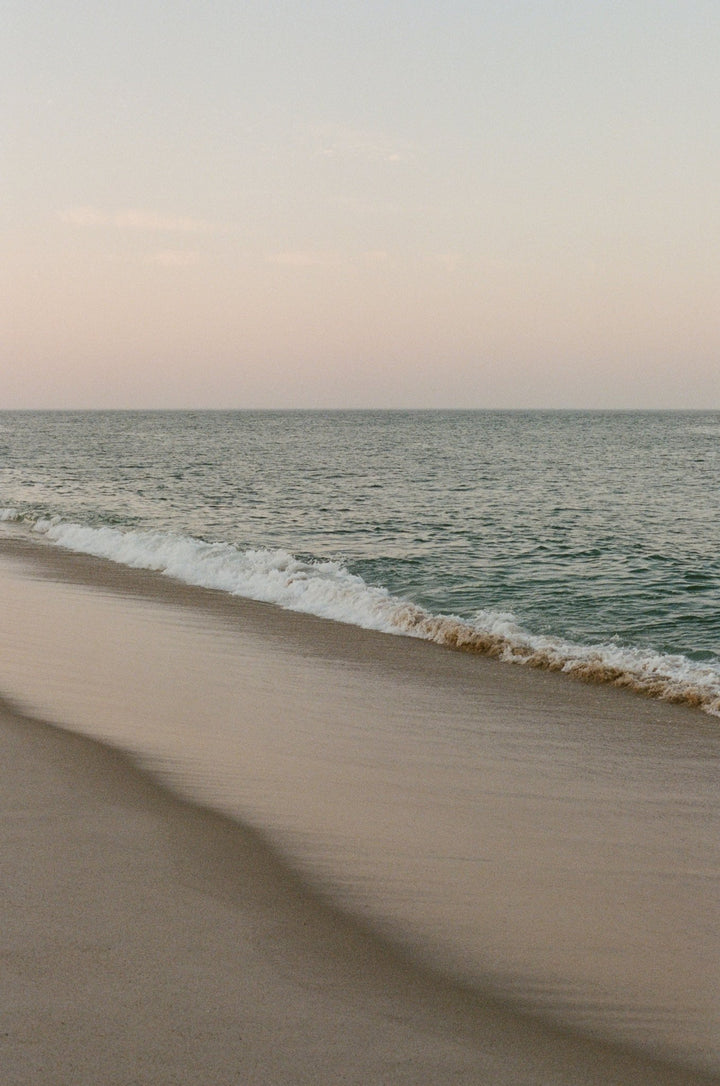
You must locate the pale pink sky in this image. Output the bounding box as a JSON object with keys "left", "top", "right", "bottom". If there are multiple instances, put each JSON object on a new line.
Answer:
{"left": 3, "top": 1, "right": 719, "bottom": 408}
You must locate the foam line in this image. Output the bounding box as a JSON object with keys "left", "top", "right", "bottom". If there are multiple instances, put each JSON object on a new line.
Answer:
{"left": 4, "top": 512, "right": 718, "bottom": 716}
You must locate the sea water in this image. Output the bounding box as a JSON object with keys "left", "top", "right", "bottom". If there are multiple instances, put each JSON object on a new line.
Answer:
{"left": 1, "top": 409, "right": 719, "bottom": 711}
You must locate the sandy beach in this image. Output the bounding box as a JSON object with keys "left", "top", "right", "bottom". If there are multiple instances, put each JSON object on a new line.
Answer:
{"left": 2, "top": 695, "right": 503, "bottom": 1085}
{"left": 1, "top": 534, "right": 719, "bottom": 1084}
{"left": 4, "top": 697, "right": 718, "bottom": 1086}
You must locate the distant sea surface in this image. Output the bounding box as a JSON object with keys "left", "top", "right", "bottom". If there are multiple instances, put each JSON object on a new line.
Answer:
{"left": 1, "top": 409, "right": 718, "bottom": 712}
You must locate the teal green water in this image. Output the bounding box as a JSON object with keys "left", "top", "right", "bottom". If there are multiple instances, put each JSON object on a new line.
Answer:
{"left": 1, "top": 409, "right": 718, "bottom": 702}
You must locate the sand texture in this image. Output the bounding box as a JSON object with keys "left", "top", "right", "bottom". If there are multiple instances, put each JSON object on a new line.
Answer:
{"left": 1, "top": 534, "right": 719, "bottom": 1084}
{"left": 4, "top": 699, "right": 720, "bottom": 1086}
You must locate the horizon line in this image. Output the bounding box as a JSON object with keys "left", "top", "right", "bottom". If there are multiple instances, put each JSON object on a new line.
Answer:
{"left": 0, "top": 405, "right": 717, "bottom": 414}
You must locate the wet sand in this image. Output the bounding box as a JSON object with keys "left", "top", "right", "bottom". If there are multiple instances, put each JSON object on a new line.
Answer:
{"left": 1, "top": 533, "right": 719, "bottom": 1084}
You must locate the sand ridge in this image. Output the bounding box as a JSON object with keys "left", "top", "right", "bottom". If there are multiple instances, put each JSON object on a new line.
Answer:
{"left": 2, "top": 696, "right": 718, "bottom": 1085}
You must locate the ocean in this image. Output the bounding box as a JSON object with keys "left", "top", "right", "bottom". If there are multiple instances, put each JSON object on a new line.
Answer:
{"left": 1, "top": 409, "right": 719, "bottom": 1078}
{"left": 2, "top": 409, "right": 719, "bottom": 710}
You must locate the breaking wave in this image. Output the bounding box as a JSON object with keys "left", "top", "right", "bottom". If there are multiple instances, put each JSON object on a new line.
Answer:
{"left": 4, "top": 511, "right": 720, "bottom": 716}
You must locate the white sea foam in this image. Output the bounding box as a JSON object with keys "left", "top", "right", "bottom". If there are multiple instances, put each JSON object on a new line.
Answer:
{"left": 35, "top": 518, "right": 406, "bottom": 632}
{"left": 17, "top": 516, "right": 720, "bottom": 716}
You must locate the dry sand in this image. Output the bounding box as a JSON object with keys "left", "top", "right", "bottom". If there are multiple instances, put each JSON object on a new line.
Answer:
{"left": 2, "top": 713, "right": 718, "bottom": 1084}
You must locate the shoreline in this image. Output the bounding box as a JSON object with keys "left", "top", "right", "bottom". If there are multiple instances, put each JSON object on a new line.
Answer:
{"left": 4, "top": 515, "right": 719, "bottom": 717}
{"left": 1, "top": 532, "right": 719, "bottom": 1082}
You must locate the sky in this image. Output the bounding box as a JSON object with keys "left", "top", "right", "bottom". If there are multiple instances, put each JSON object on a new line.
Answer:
{"left": 3, "top": 0, "right": 719, "bottom": 409}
